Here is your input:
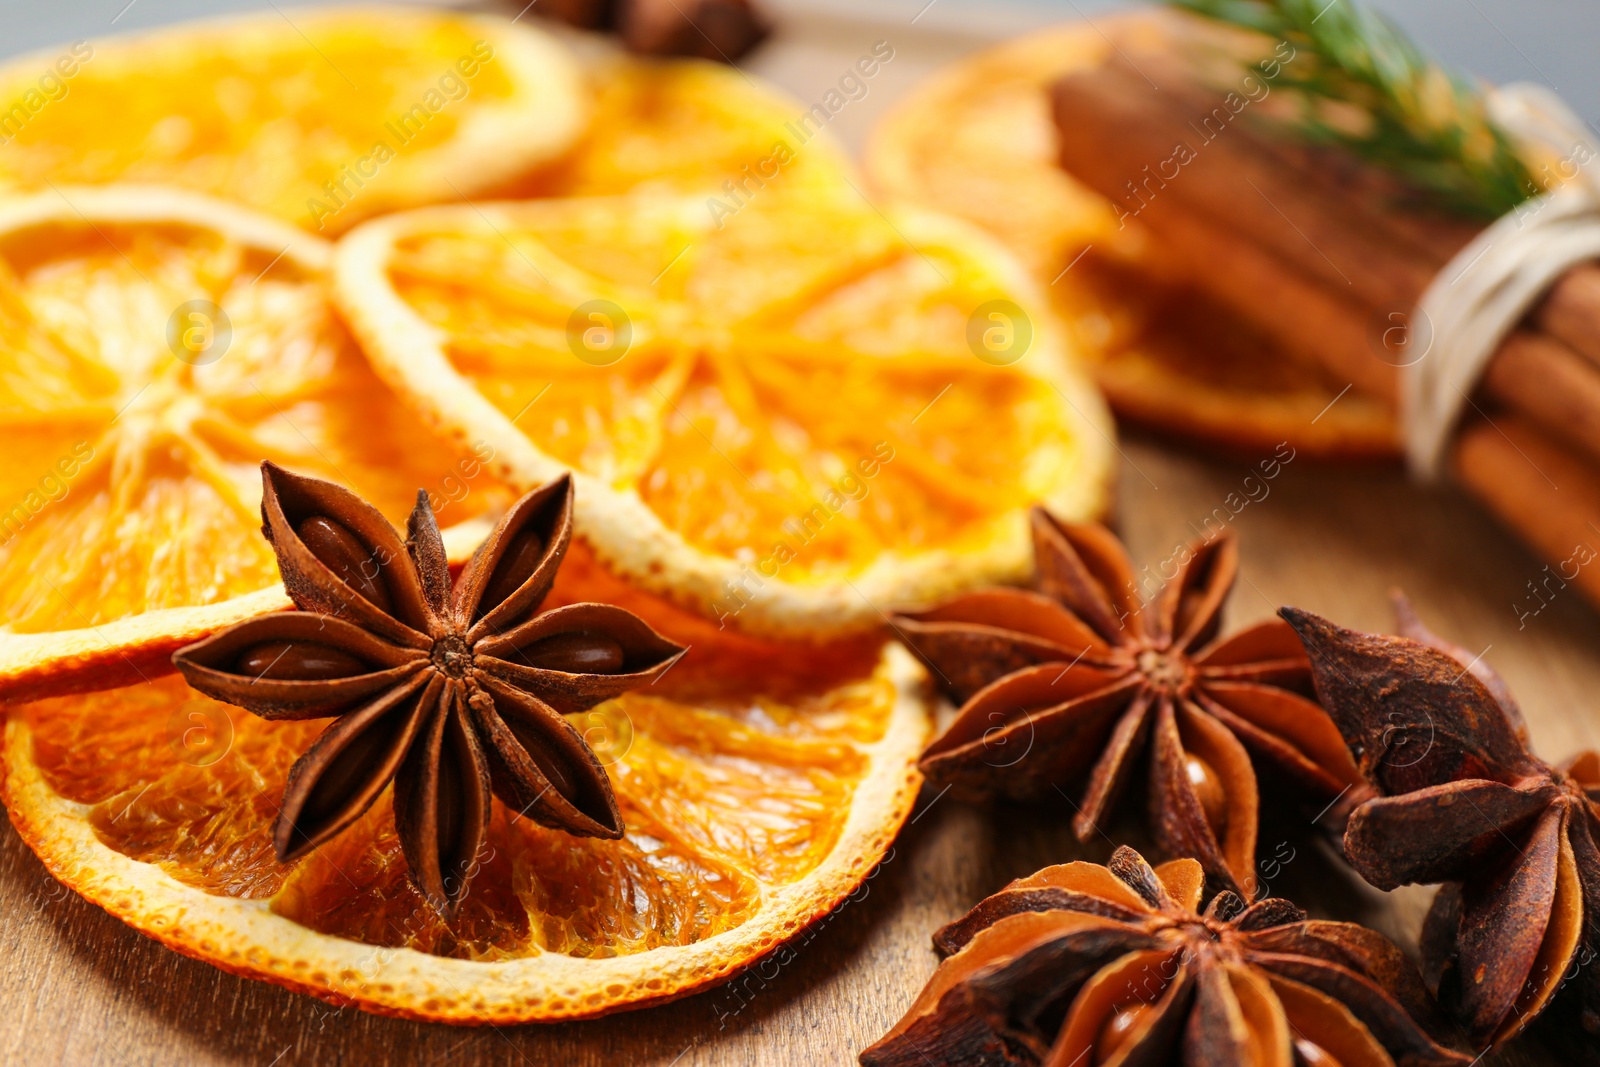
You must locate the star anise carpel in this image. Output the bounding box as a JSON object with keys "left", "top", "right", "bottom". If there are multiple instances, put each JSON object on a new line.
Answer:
{"left": 173, "top": 462, "right": 685, "bottom": 916}
{"left": 893, "top": 511, "right": 1362, "bottom": 897}
{"left": 860, "top": 845, "right": 1468, "bottom": 1067}
{"left": 1282, "top": 599, "right": 1600, "bottom": 1048}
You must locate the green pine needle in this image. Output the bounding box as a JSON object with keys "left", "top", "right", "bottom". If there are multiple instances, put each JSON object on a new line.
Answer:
{"left": 1169, "top": 0, "right": 1537, "bottom": 218}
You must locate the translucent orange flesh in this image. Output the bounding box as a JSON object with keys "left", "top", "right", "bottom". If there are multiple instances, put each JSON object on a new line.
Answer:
{"left": 0, "top": 16, "right": 515, "bottom": 225}
{"left": 18, "top": 551, "right": 897, "bottom": 960}
{"left": 519, "top": 60, "right": 854, "bottom": 199}
{"left": 0, "top": 216, "right": 499, "bottom": 634}
{"left": 388, "top": 193, "right": 1085, "bottom": 580}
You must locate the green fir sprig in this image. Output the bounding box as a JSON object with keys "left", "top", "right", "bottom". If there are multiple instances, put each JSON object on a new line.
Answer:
{"left": 1169, "top": 0, "right": 1537, "bottom": 218}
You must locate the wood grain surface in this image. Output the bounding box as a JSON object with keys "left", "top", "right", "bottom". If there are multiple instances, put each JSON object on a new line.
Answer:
{"left": 4, "top": 435, "right": 1594, "bottom": 1066}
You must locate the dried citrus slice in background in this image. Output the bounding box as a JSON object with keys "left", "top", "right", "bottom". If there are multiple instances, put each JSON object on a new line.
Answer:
{"left": 0, "top": 186, "right": 503, "bottom": 700}
{"left": 2, "top": 548, "right": 929, "bottom": 1021}
{"left": 864, "top": 13, "right": 1399, "bottom": 459}
{"left": 518, "top": 55, "right": 856, "bottom": 199}
{"left": 0, "top": 8, "right": 584, "bottom": 234}
{"left": 334, "top": 188, "right": 1115, "bottom": 637}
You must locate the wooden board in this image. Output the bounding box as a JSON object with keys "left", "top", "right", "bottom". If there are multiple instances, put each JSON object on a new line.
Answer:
{"left": 3, "top": 436, "right": 1591, "bottom": 1066}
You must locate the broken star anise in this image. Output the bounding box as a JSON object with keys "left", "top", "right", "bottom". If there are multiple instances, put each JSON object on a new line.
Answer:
{"left": 1282, "top": 601, "right": 1600, "bottom": 1048}
{"left": 860, "top": 845, "right": 1468, "bottom": 1067}
{"left": 173, "top": 462, "right": 685, "bottom": 916}
{"left": 893, "top": 511, "right": 1362, "bottom": 896}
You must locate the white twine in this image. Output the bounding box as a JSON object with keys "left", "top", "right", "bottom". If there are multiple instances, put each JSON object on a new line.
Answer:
{"left": 1406, "top": 83, "right": 1600, "bottom": 479}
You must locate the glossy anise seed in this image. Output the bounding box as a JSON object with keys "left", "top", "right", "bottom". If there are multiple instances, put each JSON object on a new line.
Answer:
{"left": 519, "top": 633, "right": 626, "bottom": 674}
{"left": 174, "top": 465, "right": 686, "bottom": 917}
{"left": 235, "top": 640, "right": 366, "bottom": 681}
{"left": 480, "top": 528, "right": 544, "bottom": 615}
{"left": 1296, "top": 1039, "right": 1338, "bottom": 1067}
{"left": 296, "top": 515, "right": 392, "bottom": 613}
{"left": 1096, "top": 1002, "right": 1152, "bottom": 1062}
{"left": 1184, "top": 753, "right": 1228, "bottom": 839}
{"left": 860, "top": 846, "right": 1468, "bottom": 1067}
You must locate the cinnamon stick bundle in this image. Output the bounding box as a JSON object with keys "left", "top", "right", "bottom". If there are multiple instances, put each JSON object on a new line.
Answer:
{"left": 1050, "top": 54, "right": 1600, "bottom": 594}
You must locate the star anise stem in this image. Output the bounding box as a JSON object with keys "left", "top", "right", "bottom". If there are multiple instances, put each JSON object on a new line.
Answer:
{"left": 175, "top": 463, "right": 686, "bottom": 915}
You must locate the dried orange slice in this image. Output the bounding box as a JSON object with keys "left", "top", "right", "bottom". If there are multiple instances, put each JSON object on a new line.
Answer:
{"left": 333, "top": 188, "right": 1115, "bottom": 637}
{"left": 0, "top": 186, "right": 504, "bottom": 700}
{"left": 517, "top": 54, "right": 856, "bottom": 199}
{"left": 864, "top": 14, "right": 1399, "bottom": 459}
{"left": 0, "top": 9, "right": 584, "bottom": 234}
{"left": 1, "top": 548, "right": 929, "bottom": 1021}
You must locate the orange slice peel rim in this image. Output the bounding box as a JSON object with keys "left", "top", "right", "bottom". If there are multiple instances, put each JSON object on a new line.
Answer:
{"left": 0, "top": 6, "right": 589, "bottom": 233}
{"left": 2, "top": 640, "right": 930, "bottom": 1023}
{"left": 0, "top": 184, "right": 500, "bottom": 701}
{"left": 332, "top": 194, "right": 1117, "bottom": 639}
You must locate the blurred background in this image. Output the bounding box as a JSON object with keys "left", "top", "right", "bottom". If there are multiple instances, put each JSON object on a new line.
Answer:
{"left": 9, "top": 0, "right": 1598, "bottom": 154}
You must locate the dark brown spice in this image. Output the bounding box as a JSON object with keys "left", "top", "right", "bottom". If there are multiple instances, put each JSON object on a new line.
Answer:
{"left": 1282, "top": 597, "right": 1600, "bottom": 1047}
{"left": 537, "top": 0, "right": 769, "bottom": 62}
{"left": 173, "top": 463, "right": 685, "bottom": 916}
{"left": 860, "top": 845, "right": 1468, "bottom": 1067}
{"left": 893, "top": 510, "right": 1362, "bottom": 897}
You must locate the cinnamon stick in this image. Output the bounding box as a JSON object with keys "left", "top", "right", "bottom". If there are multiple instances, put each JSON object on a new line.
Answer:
{"left": 1255, "top": 139, "right": 1482, "bottom": 264}
{"left": 1536, "top": 263, "right": 1600, "bottom": 370}
{"left": 1480, "top": 330, "right": 1600, "bottom": 469}
{"left": 1051, "top": 53, "right": 1600, "bottom": 435}
{"left": 1138, "top": 201, "right": 1387, "bottom": 398}
{"left": 1051, "top": 59, "right": 1442, "bottom": 313}
{"left": 1454, "top": 415, "right": 1600, "bottom": 613}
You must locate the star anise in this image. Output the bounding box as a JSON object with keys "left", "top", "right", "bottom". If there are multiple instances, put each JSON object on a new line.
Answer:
{"left": 538, "top": 0, "right": 769, "bottom": 61}
{"left": 1282, "top": 600, "right": 1600, "bottom": 1048}
{"left": 860, "top": 845, "right": 1468, "bottom": 1066}
{"left": 893, "top": 511, "right": 1362, "bottom": 896}
{"left": 173, "top": 463, "right": 685, "bottom": 915}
